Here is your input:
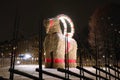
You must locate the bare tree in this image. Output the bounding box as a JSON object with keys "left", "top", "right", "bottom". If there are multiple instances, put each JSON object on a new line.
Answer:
{"left": 89, "top": 3, "right": 120, "bottom": 66}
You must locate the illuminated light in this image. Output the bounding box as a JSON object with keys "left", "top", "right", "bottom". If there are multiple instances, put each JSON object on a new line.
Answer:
{"left": 103, "top": 55, "right": 105, "bottom": 58}
{"left": 17, "top": 57, "right": 20, "bottom": 59}
{"left": 16, "top": 61, "right": 21, "bottom": 64}
{"left": 110, "top": 55, "right": 112, "bottom": 58}
{"left": 1, "top": 53, "right": 3, "bottom": 56}
{"left": 13, "top": 46, "right": 17, "bottom": 50}
{"left": 23, "top": 53, "right": 32, "bottom": 60}
{"left": 56, "top": 14, "right": 74, "bottom": 38}
{"left": 103, "top": 67, "right": 106, "bottom": 70}
{"left": 36, "top": 57, "right": 38, "bottom": 60}
{"left": 32, "top": 57, "right": 34, "bottom": 60}
{"left": 118, "top": 31, "right": 120, "bottom": 34}
{"left": 103, "top": 67, "right": 108, "bottom": 71}
{"left": 111, "top": 23, "right": 113, "bottom": 26}
{"left": 86, "top": 59, "right": 89, "bottom": 61}
{"left": 9, "top": 53, "right": 11, "bottom": 56}
{"left": 42, "top": 65, "right": 45, "bottom": 68}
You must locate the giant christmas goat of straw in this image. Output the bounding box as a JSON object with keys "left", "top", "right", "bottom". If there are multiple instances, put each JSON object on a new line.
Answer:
{"left": 43, "top": 14, "right": 77, "bottom": 68}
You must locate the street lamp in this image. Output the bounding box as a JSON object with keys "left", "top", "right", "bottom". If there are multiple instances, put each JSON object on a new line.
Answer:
{"left": 23, "top": 53, "right": 32, "bottom": 60}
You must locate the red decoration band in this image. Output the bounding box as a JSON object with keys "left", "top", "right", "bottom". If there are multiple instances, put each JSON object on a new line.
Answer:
{"left": 45, "top": 58, "right": 76, "bottom": 63}
{"left": 49, "top": 19, "right": 54, "bottom": 28}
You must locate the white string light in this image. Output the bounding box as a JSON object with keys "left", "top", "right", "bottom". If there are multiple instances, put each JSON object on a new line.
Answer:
{"left": 57, "top": 14, "right": 74, "bottom": 38}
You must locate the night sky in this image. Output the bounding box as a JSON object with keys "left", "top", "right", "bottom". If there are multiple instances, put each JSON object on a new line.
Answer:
{"left": 0, "top": 0, "right": 120, "bottom": 42}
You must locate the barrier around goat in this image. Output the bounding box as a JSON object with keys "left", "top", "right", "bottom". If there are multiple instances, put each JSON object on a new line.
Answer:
{"left": 57, "top": 68, "right": 93, "bottom": 80}
{"left": 9, "top": 68, "right": 39, "bottom": 80}
{"left": 76, "top": 66, "right": 108, "bottom": 80}
{"left": 93, "top": 66, "right": 120, "bottom": 79}
{"left": 105, "top": 64, "right": 120, "bottom": 74}
{"left": 114, "top": 65, "right": 120, "bottom": 69}
{"left": 36, "top": 68, "right": 70, "bottom": 80}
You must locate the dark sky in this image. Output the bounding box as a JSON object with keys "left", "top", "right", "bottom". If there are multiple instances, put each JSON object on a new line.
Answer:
{"left": 0, "top": 0, "right": 120, "bottom": 42}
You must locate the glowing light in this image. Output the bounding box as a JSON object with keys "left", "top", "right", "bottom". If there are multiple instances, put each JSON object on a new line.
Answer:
{"left": 103, "top": 55, "right": 105, "bottom": 58}
{"left": 32, "top": 57, "right": 34, "bottom": 60}
{"left": 23, "top": 53, "right": 32, "bottom": 60}
{"left": 16, "top": 61, "right": 21, "bottom": 64}
{"left": 110, "top": 55, "right": 112, "bottom": 58}
{"left": 57, "top": 14, "right": 74, "bottom": 38}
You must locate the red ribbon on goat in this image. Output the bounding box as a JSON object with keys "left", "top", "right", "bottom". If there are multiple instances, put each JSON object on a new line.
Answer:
{"left": 49, "top": 19, "right": 54, "bottom": 28}
{"left": 45, "top": 58, "right": 76, "bottom": 63}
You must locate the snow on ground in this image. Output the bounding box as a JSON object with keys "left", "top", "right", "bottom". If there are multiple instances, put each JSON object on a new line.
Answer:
{"left": 0, "top": 65, "right": 118, "bottom": 80}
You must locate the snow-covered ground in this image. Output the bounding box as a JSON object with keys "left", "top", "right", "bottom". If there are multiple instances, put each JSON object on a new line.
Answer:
{"left": 0, "top": 65, "right": 118, "bottom": 80}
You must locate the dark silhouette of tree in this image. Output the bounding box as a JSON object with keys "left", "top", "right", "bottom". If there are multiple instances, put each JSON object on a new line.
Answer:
{"left": 89, "top": 3, "right": 120, "bottom": 65}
